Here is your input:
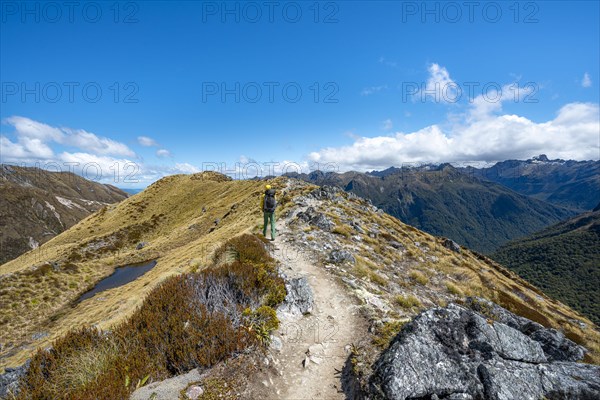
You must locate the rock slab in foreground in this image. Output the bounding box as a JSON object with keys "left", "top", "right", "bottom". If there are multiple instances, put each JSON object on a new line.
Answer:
{"left": 369, "top": 299, "right": 600, "bottom": 400}
{"left": 277, "top": 276, "right": 314, "bottom": 317}
{"left": 0, "top": 361, "right": 30, "bottom": 399}
{"left": 130, "top": 368, "right": 202, "bottom": 400}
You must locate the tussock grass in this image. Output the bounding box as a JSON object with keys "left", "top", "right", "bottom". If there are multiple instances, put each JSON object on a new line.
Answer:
{"left": 395, "top": 295, "right": 421, "bottom": 309}
{"left": 332, "top": 224, "right": 353, "bottom": 238}
{"left": 445, "top": 281, "right": 463, "bottom": 296}
{"left": 369, "top": 272, "right": 388, "bottom": 287}
{"left": 372, "top": 320, "right": 408, "bottom": 349}
{"left": 409, "top": 270, "right": 429, "bottom": 285}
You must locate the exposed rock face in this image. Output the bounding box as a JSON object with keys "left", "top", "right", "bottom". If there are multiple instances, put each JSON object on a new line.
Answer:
{"left": 0, "top": 360, "right": 29, "bottom": 398}
{"left": 465, "top": 297, "right": 586, "bottom": 362}
{"left": 277, "top": 276, "right": 314, "bottom": 317}
{"left": 443, "top": 238, "right": 461, "bottom": 253}
{"left": 296, "top": 206, "right": 335, "bottom": 232}
{"left": 130, "top": 368, "right": 203, "bottom": 400}
{"left": 309, "top": 185, "right": 344, "bottom": 201}
{"left": 329, "top": 249, "right": 356, "bottom": 265}
{"left": 369, "top": 300, "right": 600, "bottom": 400}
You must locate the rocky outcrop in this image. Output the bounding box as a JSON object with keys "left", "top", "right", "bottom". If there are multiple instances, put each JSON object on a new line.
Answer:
{"left": 296, "top": 206, "right": 335, "bottom": 232}
{"left": 130, "top": 368, "right": 202, "bottom": 400}
{"left": 276, "top": 276, "right": 314, "bottom": 317}
{"left": 369, "top": 299, "right": 600, "bottom": 399}
{"left": 443, "top": 238, "right": 461, "bottom": 253}
{"left": 309, "top": 185, "right": 344, "bottom": 201}
{"left": 329, "top": 249, "right": 356, "bottom": 265}
{"left": 465, "top": 297, "right": 586, "bottom": 362}
{"left": 0, "top": 360, "right": 29, "bottom": 398}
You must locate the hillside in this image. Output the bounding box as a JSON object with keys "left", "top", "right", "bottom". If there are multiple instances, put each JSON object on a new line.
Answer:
{"left": 1, "top": 172, "right": 598, "bottom": 393}
{"left": 0, "top": 172, "right": 272, "bottom": 370}
{"left": 492, "top": 206, "right": 600, "bottom": 325}
{"left": 461, "top": 155, "right": 600, "bottom": 211}
{"left": 0, "top": 165, "right": 128, "bottom": 265}
{"left": 286, "top": 164, "right": 574, "bottom": 253}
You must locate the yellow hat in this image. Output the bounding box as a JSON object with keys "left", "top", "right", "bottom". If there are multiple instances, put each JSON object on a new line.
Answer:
{"left": 265, "top": 184, "right": 272, "bottom": 190}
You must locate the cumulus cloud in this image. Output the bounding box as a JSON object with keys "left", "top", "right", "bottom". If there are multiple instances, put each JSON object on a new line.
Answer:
{"left": 62, "top": 128, "right": 135, "bottom": 156}
{"left": 4, "top": 116, "right": 65, "bottom": 142}
{"left": 0, "top": 116, "right": 142, "bottom": 184}
{"left": 2, "top": 116, "right": 135, "bottom": 158}
{"left": 0, "top": 135, "right": 55, "bottom": 159}
{"left": 156, "top": 149, "right": 172, "bottom": 158}
{"left": 308, "top": 101, "right": 600, "bottom": 171}
{"left": 173, "top": 162, "right": 201, "bottom": 174}
{"left": 417, "top": 63, "right": 458, "bottom": 103}
{"left": 582, "top": 72, "right": 592, "bottom": 88}
{"left": 138, "top": 136, "right": 159, "bottom": 147}
{"left": 58, "top": 152, "right": 140, "bottom": 183}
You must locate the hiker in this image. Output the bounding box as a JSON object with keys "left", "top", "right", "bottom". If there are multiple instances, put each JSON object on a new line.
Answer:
{"left": 261, "top": 184, "right": 277, "bottom": 240}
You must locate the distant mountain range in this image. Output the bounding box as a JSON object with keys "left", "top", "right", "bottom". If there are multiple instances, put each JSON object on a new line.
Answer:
{"left": 0, "top": 165, "right": 128, "bottom": 265}
{"left": 287, "top": 163, "right": 575, "bottom": 254}
{"left": 492, "top": 205, "right": 600, "bottom": 325}
{"left": 460, "top": 155, "right": 600, "bottom": 211}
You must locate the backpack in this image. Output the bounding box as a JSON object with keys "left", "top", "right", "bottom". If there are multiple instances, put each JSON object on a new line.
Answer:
{"left": 263, "top": 189, "right": 276, "bottom": 212}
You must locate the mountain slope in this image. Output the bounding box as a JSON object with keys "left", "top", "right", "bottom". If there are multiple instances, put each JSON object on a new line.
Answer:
{"left": 1, "top": 173, "right": 598, "bottom": 376}
{"left": 461, "top": 155, "right": 600, "bottom": 211}
{"left": 287, "top": 164, "right": 575, "bottom": 253}
{"left": 492, "top": 206, "right": 600, "bottom": 324}
{"left": 0, "top": 165, "right": 128, "bottom": 265}
{"left": 0, "top": 172, "right": 272, "bottom": 369}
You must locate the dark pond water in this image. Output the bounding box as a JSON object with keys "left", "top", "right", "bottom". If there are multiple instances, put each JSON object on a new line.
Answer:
{"left": 76, "top": 260, "right": 157, "bottom": 303}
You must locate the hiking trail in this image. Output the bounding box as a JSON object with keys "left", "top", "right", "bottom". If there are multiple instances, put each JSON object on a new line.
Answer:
{"left": 248, "top": 215, "right": 365, "bottom": 399}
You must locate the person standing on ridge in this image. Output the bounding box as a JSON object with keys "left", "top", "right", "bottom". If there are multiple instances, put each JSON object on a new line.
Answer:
{"left": 261, "top": 184, "right": 277, "bottom": 240}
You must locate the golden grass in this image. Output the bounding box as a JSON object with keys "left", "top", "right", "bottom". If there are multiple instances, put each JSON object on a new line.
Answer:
{"left": 409, "top": 270, "right": 429, "bottom": 285}
{"left": 394, "top": 295, "right": 421, "bottom": 309}
{"left": 445, "top": 281, "right": 463, "bottom": 296}
{"left": 332, "top": 224, "right": 353, "bottom": 238}
{"left": 51, "top": 337, "right": 120, "bottom": 395}
{"left": 0, "top": 174, "right": 291, "bottom": 370}
{"left": 369, "top": 272, "right": 388, "bottom": 287}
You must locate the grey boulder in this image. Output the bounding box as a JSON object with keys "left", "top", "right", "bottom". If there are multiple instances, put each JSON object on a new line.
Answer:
{"left": 369, "top": 301, "right": 600, "bottom": 400}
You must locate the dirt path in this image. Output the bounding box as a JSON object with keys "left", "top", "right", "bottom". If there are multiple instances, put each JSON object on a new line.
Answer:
{"left": 254, "top": 218, "right": 364, "bottom": 399}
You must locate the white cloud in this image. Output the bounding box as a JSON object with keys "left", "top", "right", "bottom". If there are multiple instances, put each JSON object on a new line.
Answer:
{"left": 138, "top": 136, "right": 159, "bottom": 147}
{"left": 57, "top": 152, "right": 139, "bottom": 182}
{"left": 582, "top": 72, "right": 592, "bottom": 88}
{"left": 418, "top": 63, "right": 458, "bottom": 103}
{"left": 63, "top": 128, "right": 135, "bottom": 157}
{"left": 308, "top": 102, "right": 600, "bottom": 170}
{"left": 2, "top": 116, "right": 135, "bottom": 158}
{"left": 5, "top": 116, "right": 65, "bottom": 142}
{"left": 1, "top": 135, "right": 55, "bottom": 159}
{"left": 156, "top": 149, "right": 172, "bottom": 158}
{"left": 173, "top": 162, "right": 201, "bottom": 174}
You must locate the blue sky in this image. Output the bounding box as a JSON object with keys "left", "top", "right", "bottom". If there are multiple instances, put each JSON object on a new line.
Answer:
{"left": 1, "top": 1, "right": 599, "bottom": 187}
